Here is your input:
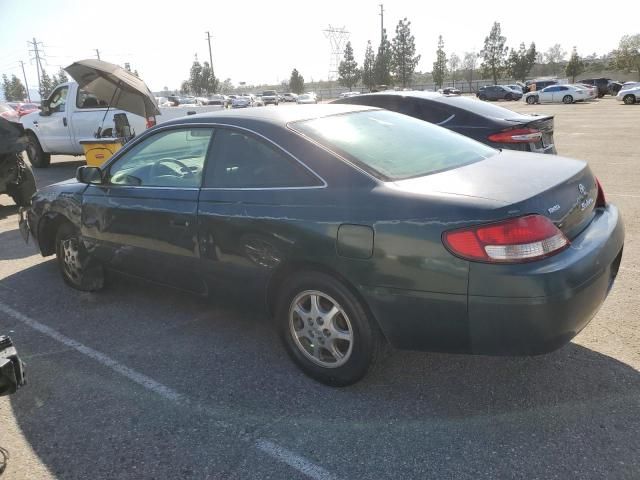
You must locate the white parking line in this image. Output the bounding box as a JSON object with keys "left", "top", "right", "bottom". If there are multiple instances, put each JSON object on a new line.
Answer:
{"left": 0, "top": 300, "right": 339, "bottom": 480}
{"left": 256, "top": 439, "right": 341, "bottom": 480}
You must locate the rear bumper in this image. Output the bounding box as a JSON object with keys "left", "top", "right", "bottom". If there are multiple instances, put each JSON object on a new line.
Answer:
{"left": 362, "top": 205, "right": 624, "bottom": 355}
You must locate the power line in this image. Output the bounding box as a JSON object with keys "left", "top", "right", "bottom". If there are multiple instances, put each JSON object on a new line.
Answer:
{"left": 379, "top": 4, "right": 384, "bottom": 44}
{"left": 28, "top": 38, "right": 45, "bottom": 99}
{"left": 19, "top": 61, "right": 31, "bottom": 102}
{"left": 323, "top": 25, "right": 350, "bottom": 82}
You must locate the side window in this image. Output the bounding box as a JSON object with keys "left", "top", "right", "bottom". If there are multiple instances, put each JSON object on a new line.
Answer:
{"left": 48, "top": 86, "right": 69, "bottom": 113}
{"left": 77, "top": 89, "right": 108, "bottom": 109}
{"left": 559, "top": 86, "right": 569, "bottom": 91}
{"left": 108, "top": 127, "right": 214, "bottom": 188}
{"left": 204, "top": 129, "right": 320, "bottom": 189}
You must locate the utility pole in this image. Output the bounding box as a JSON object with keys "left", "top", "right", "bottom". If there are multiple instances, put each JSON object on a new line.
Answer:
{"left": 379, "top": 4, "right": 384, "bottom": 44}
{"left": 95, "top": 49, "right": 101, "bottom": 60}
{"left": 19, "top": 61, "right": 31, "bottom": 102}
{"left": 205, "top": 31, "right": 213, "bottom": 69}
{"left": 28, "top": 38, "right": 44, "bottom": 100}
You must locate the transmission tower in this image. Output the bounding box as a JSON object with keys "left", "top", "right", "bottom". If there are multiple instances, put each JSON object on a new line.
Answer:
{"left": 323, "top": 25, "right": 350, "bottom": 82}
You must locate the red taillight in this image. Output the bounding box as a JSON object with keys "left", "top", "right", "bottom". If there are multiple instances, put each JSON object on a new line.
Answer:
{"left": 487, "top": 128, "right": 542, "bottom": 144}
{"left": 443, "top": 214, "right": 569, "bottom": 263}
{"left": 595, "top": 177, "right": 606, "bottom": 207}
{"left": 146, "top": 116, "right": 156, "bottom": 128}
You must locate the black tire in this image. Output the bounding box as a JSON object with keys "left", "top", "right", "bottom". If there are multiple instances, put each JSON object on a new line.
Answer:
{"left": 526, "top": 95, "right": 537, "bottom": 104}
{"left": 597, "top": 93, "right": 605, "bottom": 98}
{"left": 562, "top": 95, "right": 573, "bottom": 104}
{"left": 623, "top": 94, "right": 636, "bottom": 105}
{"left": 479, "top": 94, "right": 487, "bottom": 101}
{"left": 26, "top": 132, "right": 51, "bottom": 168}
{"left": 7, "top": 157, "right": 36, "bottom": 207}
{"left": 275, "top": 271, "right": 384, "bottom": 386}
{"left": 505, "top": 93, "right": 513, "bottom": 101}
{"left": 55, "top": 223, "right": 104, "bottom": 292}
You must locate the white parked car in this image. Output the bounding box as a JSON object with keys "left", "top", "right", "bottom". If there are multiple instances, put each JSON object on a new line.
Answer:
{"left": 338, "top": 91, "right": 360, "bottom": 98}
{"left": 616, "top": 85, "right": 639, "bottom": 105}
{"left": 296, "top": 93, "right": 318, "bottom": 104}
{"left": 574, "top": 84, "right": 598, "bottom": 100}
{"left": 232, "top": 95, "right": 255, "bottom": 108}
{"left": 524, "top": 84, "right": 590, "bottom": 104}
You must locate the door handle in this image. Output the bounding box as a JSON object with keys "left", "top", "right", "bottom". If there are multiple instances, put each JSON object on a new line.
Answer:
{"left": 170, "top": 219, "right": 190, "bottom": 228}
{"left": 63, "top": 117, "right": 67, "bottom": 127}
{"left": 32, "top": 120, "right": 38, "bottom": 127}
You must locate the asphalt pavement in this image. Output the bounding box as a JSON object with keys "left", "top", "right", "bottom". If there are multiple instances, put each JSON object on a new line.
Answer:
{"left": 0, "top": 98, "right": 638, "bottom": 479}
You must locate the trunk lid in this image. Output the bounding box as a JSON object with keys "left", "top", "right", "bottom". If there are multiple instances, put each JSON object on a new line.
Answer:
{"left": 390, "top": 151, "right": 598, "bottom": 239}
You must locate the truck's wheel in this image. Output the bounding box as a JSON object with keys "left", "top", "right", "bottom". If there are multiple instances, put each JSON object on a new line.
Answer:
{"left": 275, "top": 271, "right": 385, "bottom": 386}
{"left": 7, "top": 158, "right": 36, "bottom": 207}
{"left": 55, "top": 223, "right": 104, "bottom": 292}
{"left": 26, "top": 132, "right": 51, "bottom": 168}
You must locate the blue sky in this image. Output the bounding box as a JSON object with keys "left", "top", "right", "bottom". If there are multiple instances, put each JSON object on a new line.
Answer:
{"left": 0, "top": 0, "right": 635, "bottom": 92}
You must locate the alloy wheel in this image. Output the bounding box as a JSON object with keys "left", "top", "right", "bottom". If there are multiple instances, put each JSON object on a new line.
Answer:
{"left": 61, "top": 237, "right": 82, "bottom": 283}
{"left": 289, "top": 290, "right": 354, "bottom": 368}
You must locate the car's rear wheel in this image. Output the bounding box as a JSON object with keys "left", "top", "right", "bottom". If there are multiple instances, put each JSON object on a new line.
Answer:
{"left": 526, "top": 95, "right": 537, "bottom": 104}
{"left": 275, "top": 271, "right": 384, "bottom": 386}
{"left": 26, "top": 132, "right": 51, "bottom": 168}
{"left": 562, "top": 95, "right": 573, "bottom": 104}
{"left": 505, "top": 93, "right": 513, "bottom": 101}
{"left": 55, "top": 223, "right": 104, "bottom": 292}
{"left": 623, "top": 94, "right": 636, "bottom": 105}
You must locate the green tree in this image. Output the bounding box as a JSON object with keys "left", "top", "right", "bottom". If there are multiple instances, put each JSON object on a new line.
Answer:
{"left": 9, "top": 75, "right": 26, "bottom": 101}
{"left": 448, "top": 53, "right": 460, "bottom": 86}
{"left": 613, "top": 34, "right": 640, "bottom": 80}
{"left": 362, "top": 41, "right": 376, "bottom": 91}
{"left": 220, "top": 78, "right": 233, "bottom": 94}
{"left": 462, "top": 52, "right": 478, "bottom": 91}
{"left": 544, "top": 44, "right": 566, "bottom": 76}
{"left": 374, "top": 29, "right": 393, "bottom": 86}
{"left": 57, "top": 68, "right": 68, "bottom": 84}
{"left": 565, "top": 47, "right": 585, "bottom": 83}
{"left": 289, "top": 68, "right": 305, "bottom": 94}
{"left": 338, "top": 41, "right": 361, "bottom": 91}
{"left": 2, "top": 74, "right": 12, "bottom": 101}
{"left": 480, "top": 21, "right": 508, "bottom": 84}
{"left": 188, "top": 59, "right": 203, "bottom": 95}
{"left": 40, "top": 68, "right": 54, "bottom": 99}
{"left": 391, "top": 18, "right": 421, "bottom": 88}
{"left": 201, "top": 61, "right": 219, "bottom": 94}
{"left": 432, "top": 35, "right": 447, "bottom": 89}
{"left": 507, "top": 42, "right": 537, "bottom": 81}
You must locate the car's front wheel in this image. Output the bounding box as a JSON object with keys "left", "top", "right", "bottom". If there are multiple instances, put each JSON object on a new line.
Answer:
{"left": 276, "top": 271, "right": 384, "bottom": 386}
{"left": 623, "top": 94, "right": 636, "bottom": 105}
{"left": 26, "top": 132, "right": 51, "bottom": 168}
{"left": 55, "top": 223, "right": 104, "bottom": 292}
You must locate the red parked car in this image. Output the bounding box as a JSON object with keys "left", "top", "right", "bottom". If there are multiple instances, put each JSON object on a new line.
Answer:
{"left": 0, "top": 103, "right": 20, "bottom": 122}
{"left": 16, "top": 102, "right": 40, "bottom": 117}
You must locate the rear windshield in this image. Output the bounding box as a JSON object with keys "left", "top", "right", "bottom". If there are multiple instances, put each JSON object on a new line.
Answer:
{"left": 292, "top": 110, "right": 497, "bottom": 181}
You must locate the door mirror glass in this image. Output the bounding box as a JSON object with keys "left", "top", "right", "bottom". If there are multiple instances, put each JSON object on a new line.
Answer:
{"left": 76, "top": 166, "right": 103, "bottom": 184}
{"left": 40, "top": 103, "right": 50, "bottom": 116}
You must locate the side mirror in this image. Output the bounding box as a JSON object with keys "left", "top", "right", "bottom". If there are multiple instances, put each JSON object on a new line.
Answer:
{"left": 76, "top": 166, "right": 103, "bottom": 184}
{"left": 39, "top": 104, "right": 50, "bottom": 116}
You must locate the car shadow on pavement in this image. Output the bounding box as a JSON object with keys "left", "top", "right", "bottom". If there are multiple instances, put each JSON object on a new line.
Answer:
{"left": 0, "top": 203, "right": 18, "bottom": 221}
{"left": 2, "top": 263, "right": 639, "bottom": 479}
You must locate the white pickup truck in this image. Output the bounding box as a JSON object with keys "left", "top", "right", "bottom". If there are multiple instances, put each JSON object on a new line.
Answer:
{"left": 21, "top": 82, "right": 223, "bottom": 168}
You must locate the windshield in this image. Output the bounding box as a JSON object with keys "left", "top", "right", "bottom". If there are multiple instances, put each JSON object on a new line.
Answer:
{"left": 292, "top": 109, "right": 497, "bottom": 181}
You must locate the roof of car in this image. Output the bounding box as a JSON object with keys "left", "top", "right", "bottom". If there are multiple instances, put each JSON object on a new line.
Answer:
{"left": 161, "top": 104, "right": 376, "bottom": 127}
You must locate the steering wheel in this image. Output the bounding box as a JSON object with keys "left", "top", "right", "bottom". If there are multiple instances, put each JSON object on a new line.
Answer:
{"left": 150, "top": 157, "right": 194, "bottom": 180}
